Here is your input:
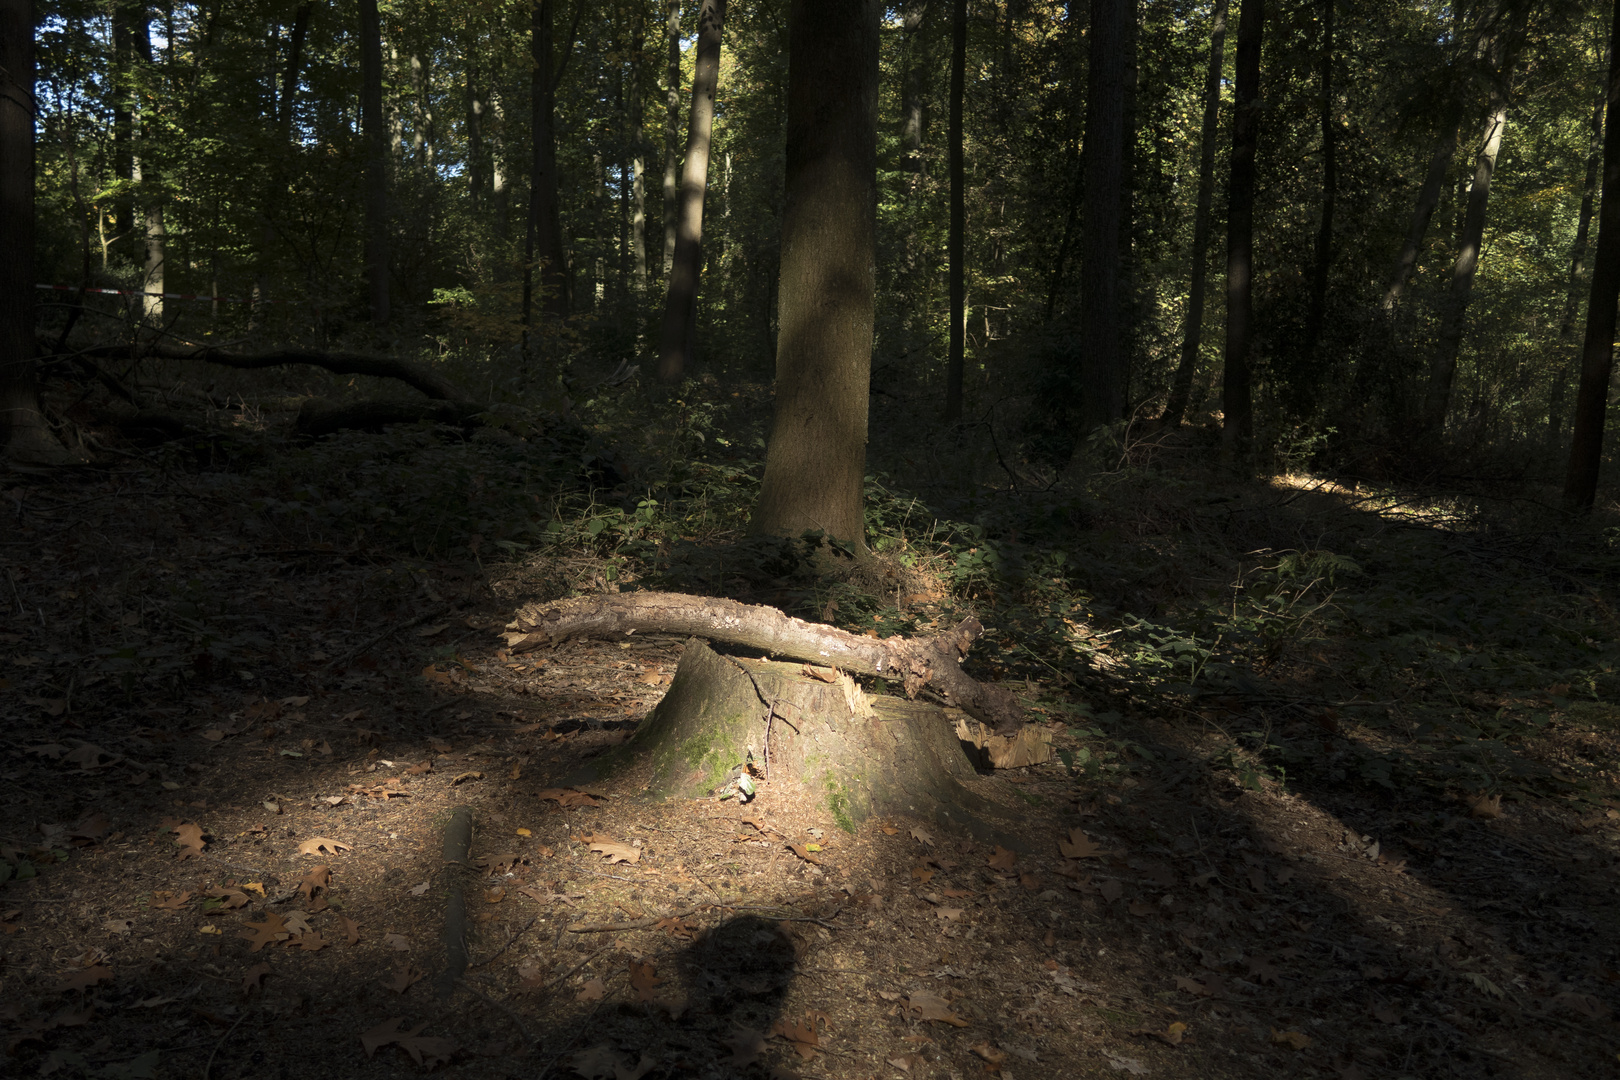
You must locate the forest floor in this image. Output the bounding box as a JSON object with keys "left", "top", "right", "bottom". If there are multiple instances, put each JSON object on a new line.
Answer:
{"left": 3, "top": 371, "right": 1620, "bottom": 1080}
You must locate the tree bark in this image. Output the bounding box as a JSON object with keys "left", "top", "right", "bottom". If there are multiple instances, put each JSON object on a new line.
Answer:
{"left": 1550, "top": 64, "right": 1607, "bottom": 449}
{"left": 111, "top": 2, "right": 138, "bottom": 259}
{"left": 1221, "top": 0, "right": 1264, "bottom": 463}
{"left": 628, "top": 8, "right": 648, "bottom": 294}
{"left": 1380, "top": 114, "right": 1459, "bottom": 314}
{"left": 1302, "top": 0, "right": 1336, "bottom": 357}
{"left": 656, "top": 0, "right": 726, "bottom": 385}
{"left": 944, "top": 0, "right": 966, "bottom": 420}
{"left": 1161, "top": 0, "right": 1230, "bottom": 428}
{"left": 751, "top": 0, "right": 879, "bottom": 551}
{"left": 359, "top": 0, "right": 390, "bottom": 325}
{"left": 662, "top": 0, "right": 682, "bottom": 279}
{"left": 1564, "top": 4, "right": 1620, "bottom": 512}
{"left": 524, "top": 0, "right": 571, "bottom": 324}
{"left": 503, "top": 591, "right": 1021, "bottom": 732}
{"left": 142, "top": 203, "right": 165, "bottom": 326}
{"left": 464, "top": 44, "right": 484, "bottom": 209}
{"left": 1, "top": 0, "right": 66, "bottom": 462}
{"left": 253, "top": 2, "right": 310, "bottom": 323}
{"left": 900, "top": 0, "right": 930, "bottom": 178}
{"left": 490, "top": 88, "right": 509, "bottom": 241}
{"left": 1072, "top": 0, "right": 1129, "bottom": 445}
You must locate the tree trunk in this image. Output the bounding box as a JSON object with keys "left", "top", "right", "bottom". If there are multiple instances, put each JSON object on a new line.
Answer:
{"left": 1550, "top": 66, "right": 1607, "bottom": 450}
{"left": 1564, "top": 4, "right": 1620, "bottom": 512}
{"left": 944, "top": 0, "right": 966, "bottom": 420}
{"left": 1421, "top": 93, "right": 1510, "bottom": 434}
{"left": 662, "top": 0, "right": 682, "bottom": 279}
{"left": 111, "top": 2, "right": 138, "bottom": 259}
{"left": 253, "top": 2, "right": 310, "bottom": 323}
{"left": 491, "top": 88, "right": 509, "bottom": 241}
{"left": 1221, "top": 0, "right": 1264, "bottom": 463}
{"left": 1161, "top": 0, "right": 1229, "bottom": 428}
{"left": 656, "top": 0, "right": 726, "bottom": 385}
{"left": 1302, "top": 0, "right": 1336, "bottom": 357}
{"left": 142, "top": 203, "right": 165, "bottom": 326}
{"left": 567, "top": 640, "right": 1022, "bottom": 840}
{"left": 900, "top": 0, "right": 930, "bottom": 178}
{"left": 503, "top": 590, "right": 1021, "bottom": 732}
{"left": 629, "top": 8, "right": 648, "bottom": 294}
{"left": 465, "top": 46, "right": 484, "bottom": 209}
{"left": 359, "top": 0, "right": 390, "bottom": 325}
{"left": 524, "top": 0, "right": 570, "bottom": 325}
{"left": 751, "top": 0, "right": 879, "bottom": 550}
{"left": 1072, "top": 0, "right": 1129, "bottom": 445}
{"left": 1380, "top": 114, "right": 1459, "bottom": 313}
{"left": 1, "top": 0, "right": 66, "bottom": 462}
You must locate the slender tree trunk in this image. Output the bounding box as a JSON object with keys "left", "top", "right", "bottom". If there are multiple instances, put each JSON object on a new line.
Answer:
{"left": 524, "top": 0, "right": 569, "bottom": 324}
{"left": 142, "top": 203, "right": 165, "bottom": 325}
{"left": 751, "top": 0, "right": 879, "bottom": 547}
{"left": 656, "top": 0, "right": 725, "bottom": 385}
{"left": 491, "top": 88, "right": 509, "bottom": 241}
{"left": 1162, "top": 0, "right": 1230, "bottom": 428}
{"left": 1, "top": 0, "right": 65, "bottom": 461}
{"left": 900, "top": 0, "right": 930, "bottom": 178}
{"left": 1222, "top": 0, "right": 1265, "bottom": 462}
{"left": 1070, "top": 0, "right": 1128, "bottom": 444}
{"left": 359, "top": 0, "right": 389, "bottom": 324}
{"left": 465, "top": 48, "right": 484, "bottom": 209}
{"left": 1565, "top": 5, "right": 1620, "bottom": 511}
{"left": 111, "top": 2, "right": 137, "bottom": 259}
{"left": 254, "top": 3, "right": 309, "bottom": 323}
{"left": 1381, "top": 115, "right": 1459, "bottom": 313}
{"left": 662, "top": 0, "right": 682, "bottom": 279}
{"left": 944, "top": 0, "right": 966, "bottom": 420}
{"left": 1550, "top": 66, "right": 1607, "bottom": 449}
{"left": 1422, "top": 94, "right": 1510, "bottom": 433}
{"left": 629, "top": 9, "right": 648, "bottom": 293}
{"left": 1302, "top": 0, "right": 1336, "bottom": 356}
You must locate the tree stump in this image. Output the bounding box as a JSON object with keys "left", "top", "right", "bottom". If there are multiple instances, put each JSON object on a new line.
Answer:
{"left": 569, "top": 639, "right": 1017, "bottom": 839}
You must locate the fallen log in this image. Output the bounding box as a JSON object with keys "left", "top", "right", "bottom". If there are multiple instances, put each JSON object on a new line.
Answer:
{"left": 47, "top": 339, "right": 464, "bottom": 402}
{"left": 504, "top": 591, "right": 1022, "bottom": 733}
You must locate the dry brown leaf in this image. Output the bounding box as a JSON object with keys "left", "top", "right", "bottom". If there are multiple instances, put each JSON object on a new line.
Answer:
{"left": 590, "top": 839, "right": 641, "bottom": 865}
{"left": 788, "top": 843, "right": 822, "bottom": 866}
{"left": 629, "top": 960, "right": 662, "bottom": 1002}
{"left": 1059, "top": 828, "right": 1105, "bottom": 859}
{"left": 577, "top": 977, "right": 606, "bottom": 1002}
{"left": 537, "top": 787, "right": 604, "bottom": 809}
{"left": 972, "top": 1042, "right": 1007, "bottom": 1065}
{"left": 1467, "top": 793, "right": 1502, "bottom": 818}
{"left": 361, "top": 1017, "right": 456, "bottom": 1067}
{"left": 725, "top": 1027, "right": 768, "bottom": 1066}
{"left": 484, "top": 887, "right": 506, "bottom": 904}
{"left": 1175, "top": 975, "right": 1209, "bottom": 996}
{"left": 288, "top": 931, "right": 329, "bottom": 952}
{"left": 172, "top": 822, "right": 207, "bottom": 859}
{"left": 203, "top": 888, "right": 251, "bottom": 910}
{"left": 298, "top": 864, "right": 331, "bottom": 901}
{"left": 1098, "top": 879, "right": 1124, "bottom": 903}
{"left": 385, "top": 963, "right": 424, "bottom": 993}
{"left": 338, "top": 916, "right": 361, "bottom": 946}
{"left": 905, "top": 990, "right": 969, "bottom": 1027}
{"left": 1248, "top": 956, "right": 1282, "bottom": 984}
{"left": 942, "top": 887, "right": 973, "bottom": 898}
{"left": 239, "top": 913, "right": 289, "bottom": 952}
{"left": 241, "top": 963, "right": 272, "bottom": 996}
{"left": 295, "top": 836, "right": 350, "bottom": 857}
{"left": 104, "top": 918, "right": 134, "bottom": 935}
{"left": 771, "top": 1016, "right": 823, "bottom": 1060}
{"left": 151, "top": 890, "right": 193, "bottom": 910}
{"left": 987, "top": 845, "right": 1018, "bottom": 871}
{"left": 654, "top": 917, "right": 695, "bottom": 939}
{"left": 385, "top": 933, "right": 411, "bottom": 950}
{"left": 1131, "top": 1021, "right": 1189, "bottom": 1046}
{"left": 54, "top": 966, "right": 113, "bottom": 993}
{"left": 910, "top": 826, "right": 934, "bottom": 847}
{"left": 911, "top": 864, "right": 934, "bottom": 884}
{"left": 1270, "top": 1028, "right": 1311, "bottom": 1050}
{"left": 69, "top": 813, "right": 113, "bottom": 846}
{"left": 936, "top": 907, "right": 964, "bottom": 922}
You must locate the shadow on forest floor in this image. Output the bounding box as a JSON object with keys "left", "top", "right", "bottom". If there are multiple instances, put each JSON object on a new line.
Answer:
{"left": 2, "top": 396, "right": 1619, "bottom": 1080}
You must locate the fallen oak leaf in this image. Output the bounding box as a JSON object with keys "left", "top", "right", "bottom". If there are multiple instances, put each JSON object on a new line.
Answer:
{"left": 986, "top": 845, "right": 1018, "bottom": 871}
{"left": 298, "top": 864, "right": 331, "bottom": 900}
{"left": 1270, "top": 1028, "right": 1311, "bottom": 1050}
{"left": 241, "top": 963, "right": 272, "bottom": 996}
{"left": 724, "top": 1027, "right": 768, "bottom": 1066}
{"left": 1130, "top": 1021, "right": 1189, "bottom": 1046}
{"left": 576, "top": 977, "right": 606, "bottom": 1002}
{"left": 1467, "top": 793, "right": 1502, "bottom": 819}
{"left": 54, "top": 966, "right": 113, "bottom": 993}
{"left": 590, "top": 839, "right": 641, "bottom": 865}
{"left": 239, "top": 912, "right": 289, "bottom": 952}
{"left": 1059, "top": 828, "right": 1106, "bottom": 859}
{"left": 971, "top": 1042, "right": 1007, "bottom": 1066}
{"left": 287, "top": 931, "right": 329, "bottom": 952}
{"left": 771, "top": 1016, "right": 823, "bottom": 1060}
{"left": 203, "top": 887, "right": 251, "bottom": 910}
{"left": 295, "top": 837, "right": 350, "bottom": 857}
{"left": 338, "top": 916, "right": 361, "bottom": 946}
{"left": 361, "top": 1017, "right": 407, "bottom": 1056}
{"left": 905, "top": 990, "right": 970, "bottom": 1027}
{"left": 171, "top": 822, "right": 208, "bottom": 860}
{"left": 788, "top": 843, "right": 822, "bottom": 866}
{"left": 384, "top": 963, "right": 425, "bottom": 993}
{"left": 629, "top": 960, "right": 662, "bottom": 1002}
{"left": 536, "top": 787, "right": 604, "bottom": 809}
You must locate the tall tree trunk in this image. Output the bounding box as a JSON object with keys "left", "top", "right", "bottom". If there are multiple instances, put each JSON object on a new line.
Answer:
{"left": 1, "top": 0, "right": 65, "bottom": 461}
{"left": 524, "top": 0, "right": 570, "bottom": 324}
{"left": 491, "top": 88, "right": 509, "bottom": 241}
{"left": 1222, "top": 0, "right": 1265, "bottom": 462}
{"left": 1302, "top": 0, "right": 1336, "bottom": 356}
{"left": 944, "top": 0, "right": 966, "bottom": 420}
{"left": 1550, "top": 64, "right": 1607, "bottom": 449}
{"left": 1161, "top": 0, "right": 1230, "bottom": 428}
{"left": 1072, "top": 0, "right": 1129, "bottom": 443}
{"left": 1380, "top": 113, "right": 1459, "bottom": 313}
{"left": 359, "top": 0, "right": 389, "bottom": 324}
{"left": 1564, "top": 5, "right": 1620, "bottom": 512}
{"left": 255, "top": 3, "right": 310, "bottom": 323}
{"left": 656, "top": 0, "right": 725, "bottom": 385}
{"left": 1422, "top": 94, "right": 1510, "bottom": 433}
{"left": 142, "top": 203, "right": 165, "bottom": 325}
{"left": 751, "top": 0, "right": 879, "bottom": 547}
{"left": 662, "top": 0, "right": 682, "bottom": 279}
{"left": 465, "top": 47, "right": 484, "bottom": 209}
{"left": 629, "top": 8, "right": 648, "bottom": 294}
{"left": 900, "top": 0, "right": 930, "bottom": 178}
{"left": 111, "top": 2, "right": 138, "bottom": 259}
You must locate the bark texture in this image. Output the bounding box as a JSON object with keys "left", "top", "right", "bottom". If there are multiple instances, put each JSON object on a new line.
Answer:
{"left": 1302, "top": 0, "right": 1336, "bottom": 356}
{"left": 628, "top": 10, "right": 648, "bottom": 293}
{"left": 358, "top": 0, "right": 389, "bottom": 325}
{"left": 524, "top": 0, "right": 570, "bottom": 323}
{"left": 1073, "top": 0, "right": 1128, "bottom": 442}
{"left": 751, "top": 0, "right": 879, "bottom": 548}
{"left": 1161, "top": 0, "right": 1229, "bottom": 429}
{"left": 1222, "top": 0, "right": 1265, "bottom": 462}
{"left": 503, "top": 591, "right": 1022, "bottom": 733}
{"left": 662, "top": 0, "right": 681, "bottom": 278}
{"left": 1381, "top": 115, "right": 1459, "bottom": 313}
{"left": 656, "top": 0, "right": 726, "bottom": 384}
{"left": 1565, "top": 4, "right": 1620, "bottom": 512}
{"left": 944, "top": 0, "right": 966, "bottom": 421}
{"left": 566, "top": 640, "right": 1015, "bottom": 840}
{"left": 1551, "top": 69, "right": 1607, "bottom": 448}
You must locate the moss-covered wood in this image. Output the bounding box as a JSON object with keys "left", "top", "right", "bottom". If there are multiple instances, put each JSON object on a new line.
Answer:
{"left": 570, "top": 639, "right": 1015, "bottom": 840}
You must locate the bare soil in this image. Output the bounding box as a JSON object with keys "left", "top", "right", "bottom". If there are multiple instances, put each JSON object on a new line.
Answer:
{"left": 4, "top": 459, "right": 1619, "bottom": 1080}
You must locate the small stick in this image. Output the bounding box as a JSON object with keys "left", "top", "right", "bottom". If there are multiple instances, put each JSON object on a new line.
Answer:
{"left": 202, "top": 1011, "right": 248, "bottom": 1080}
{"left": 470, "top": 914, "right": 539, "bottom": 970}
{"left": 328, "top": 603, "right": 450, "bottom": 669}
{"left": 566, "top": 906, "right": 701, "bottom": 933}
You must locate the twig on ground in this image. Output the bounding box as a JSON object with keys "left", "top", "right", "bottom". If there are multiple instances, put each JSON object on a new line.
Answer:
{"left": 470, "top": 914, "right": 540, "bottom": 970}
{"left": 202, "top": 1011, "right": 248, "bottom": 1080}
{"left": 566, "top": 906, "right": 700, "bottom": 933}
{"left": 455, "top": 976, "right": 534, "bottom": 1054}
{"left": 328, "top": 603, "right": 451, "bottom": 669}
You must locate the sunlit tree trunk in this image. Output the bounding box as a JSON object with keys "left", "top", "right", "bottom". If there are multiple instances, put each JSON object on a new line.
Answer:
{"left": 1302, "top": 0, "right": 1336, "bottom": 357}
{"left": 656, "top": 0, "right": 725, "bottom": 385}
{"left": 143, "top": 204, "right": 165, "bottom": 325}
{"left": 1381, "top": 116, "right": 1458, "bottom": 314}
{"left": 359, "top": 0, "right": 389, "bottom": 324}
{"left": 1564, "top": 5, "right": 1620, "bottom": 511}
{"left": 662, "top": 0, "right": 681, "bottom": 279}
{"left": 1550, "top": 66, "right": 1607, "bottom": 450}
{"left": 1071, "top": 0, "right": 1128, "bottom": 445}
{"left": 1162, "top": 0, "right": 1230, "bottom": 428}
{"left": 752, "top": 0, "right": 879, "bottom": 546}
{"left": 524, "top": 0, "right": 570, "bottom": 324}
{"left": 465, "top": 47, "right": 484, "bottom": 210}
{"left": 944, "top": 0, "right": 965, "bottom": 420}
{"left": 491, "top": 88, "right": 509, "bottom": 241}
{"left": 1222, "top": 0, "right": 1265, "bottom": 462}
{"left": 629, "top": 8, "right": 648, "bottom": 294}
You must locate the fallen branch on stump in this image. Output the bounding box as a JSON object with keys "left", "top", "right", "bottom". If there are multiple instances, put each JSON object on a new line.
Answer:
{"left": 503, "top": 591, "right": 1022, "bottom": 733}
